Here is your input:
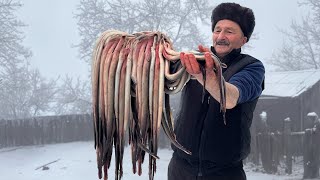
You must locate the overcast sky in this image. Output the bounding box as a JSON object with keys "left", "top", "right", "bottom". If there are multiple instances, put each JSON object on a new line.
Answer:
{"left": 17, "top": 0, "right": 85, "bottom": 80}
{"left": 17, "top": 0, "right": 308, "bottom": 79}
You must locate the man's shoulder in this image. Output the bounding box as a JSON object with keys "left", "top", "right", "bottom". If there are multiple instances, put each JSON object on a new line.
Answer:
{"left": 224, "top": 54, "right": 264, "bottom": 81}
{"left": 239, "top": 54, "right": 265, "bottom": 70}
{"left": 240, "top": 54, "right": 263, "bottom": 64}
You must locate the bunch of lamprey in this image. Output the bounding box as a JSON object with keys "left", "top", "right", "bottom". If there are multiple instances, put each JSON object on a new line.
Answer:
{"left": 91, "top": 30, "right": 227, "bottom": 180}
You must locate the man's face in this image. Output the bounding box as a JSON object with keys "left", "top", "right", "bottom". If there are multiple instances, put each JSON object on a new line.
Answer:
{"left": 212, "top": 19, "right": 247, "bottom": 57}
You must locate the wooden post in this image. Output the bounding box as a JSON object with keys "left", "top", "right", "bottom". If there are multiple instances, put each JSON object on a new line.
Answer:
{"left": 0, "top": 120, "right": 4, "bottom": 148}
{"left": 303, "top": 113, "right": 320, "bottom": 179}
{"left": 314, "top": 121, "right": 320, "bottom": 178}
{"left": 250, "top": 115, "right": 259, "bottom": 165}
{"left": 303, "top": 128, "right": 319, "bottom": 178}
{"left": 270, "top": 132, "right": 278, "bottom": 173}
{"left": 283, "top": 117, "right": 292, "bottom": 174}
{"left": 259, "top": 111, "right": 277, "bottom": 173}
{"left": 303, "top": 128, "right": 313, "bottom": 178}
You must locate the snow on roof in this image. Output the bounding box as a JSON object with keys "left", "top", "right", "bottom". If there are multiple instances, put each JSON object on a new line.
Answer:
{"left": 261, "top": 69, "right": 320, "bottom": 98}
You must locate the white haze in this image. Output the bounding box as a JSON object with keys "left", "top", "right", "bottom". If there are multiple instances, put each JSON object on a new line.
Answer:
{"left": 16, "top": 0, "right": 88, "bottom": 80}
{"left": 17, "top": 0, "right": 308, "bottom": 79}
{"left": 8, "top": 1, "right": 308, "bottom": 180}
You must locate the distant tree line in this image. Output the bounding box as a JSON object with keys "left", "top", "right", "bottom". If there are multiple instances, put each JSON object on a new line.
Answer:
{"left": 1, "top": 0, "right": 318, "bottom": 120}
{"left": 0, "top": 0, "right": 91, "bottom": 120}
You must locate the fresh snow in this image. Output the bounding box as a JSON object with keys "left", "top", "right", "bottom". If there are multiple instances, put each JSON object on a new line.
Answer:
{"left": 0, "top": 141, "right": 306, "bottom": 180}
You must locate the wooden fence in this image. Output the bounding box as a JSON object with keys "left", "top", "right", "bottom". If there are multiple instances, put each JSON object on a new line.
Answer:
{"left": 250, "top": 116, "right": 320, "bottom": 178}
{"left": 4, "top": 113, "right": 318, "bottom": 177}
{"left": 0, "top": 114, "right": 171, "bottom": 149}
{"left": 0, "top": 114, "right": 93, "bottom": 148}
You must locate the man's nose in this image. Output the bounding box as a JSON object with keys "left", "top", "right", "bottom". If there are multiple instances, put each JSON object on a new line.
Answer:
{"left": 217, "top": 32, "right": 227, "bottom": 40}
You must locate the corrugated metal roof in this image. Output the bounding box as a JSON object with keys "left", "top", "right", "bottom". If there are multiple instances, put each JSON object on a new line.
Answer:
{"left": 261, "top": 69, "right": 320, "bottom": 97}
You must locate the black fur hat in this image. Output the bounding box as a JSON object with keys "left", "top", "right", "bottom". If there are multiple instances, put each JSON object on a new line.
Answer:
{"left": 211, "top": 2, "right": 255, "bottom": 41}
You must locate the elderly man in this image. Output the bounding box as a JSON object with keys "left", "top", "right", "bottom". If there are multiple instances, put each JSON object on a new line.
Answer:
{"left": 168, "top": 2, "right": 265, "bottom": 180}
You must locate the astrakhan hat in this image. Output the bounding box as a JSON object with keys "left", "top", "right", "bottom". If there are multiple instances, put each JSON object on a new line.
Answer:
{"left": 211, "top": 2, "right": 255, "bottom": 41}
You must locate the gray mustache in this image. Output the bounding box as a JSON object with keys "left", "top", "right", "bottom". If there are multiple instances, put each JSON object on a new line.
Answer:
{"left": 216, "top": 41, "right": 229, "bottom": 45}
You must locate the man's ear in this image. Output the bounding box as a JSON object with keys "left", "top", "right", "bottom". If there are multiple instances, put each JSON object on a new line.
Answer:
{"left": 242, "top": 36, "right": 248, "bottom": 45}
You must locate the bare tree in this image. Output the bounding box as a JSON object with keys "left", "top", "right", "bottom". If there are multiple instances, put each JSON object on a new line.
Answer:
{"left": 0, "top": 63, "right": 59, "bottom": 119}
{"left": 75, "top": 0, "right": 214, "bottom": 65}
{"left": 0, "top": 0, "right": 58, "bottom": 119}
{"left": 0, "top": 0, "right": 31, "bottom": 67}
{"left": 270, "top": 0, "right": 320, "bottom": 71}
{"left": 53, "top": 75, "right": 91, "bottom": 115}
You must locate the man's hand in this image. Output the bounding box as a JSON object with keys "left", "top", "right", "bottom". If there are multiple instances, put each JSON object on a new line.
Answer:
{"left": 180, "top": 52, "right": 201, "bottom": 75}
{"left": 180, "top": 44, "right": 213, "bottom": 75}
{"left": 180, "top": 44, "right": 239, "bottom": 109}
{"left": 180, "top": 46, "right": 215, "bottom": 77}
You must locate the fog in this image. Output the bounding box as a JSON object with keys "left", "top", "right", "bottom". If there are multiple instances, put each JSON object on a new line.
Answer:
{"left": 2, "top": 1, "right": 317, "bottom": 180}
{"left": 17, "top": 0, "right": 307, "bottom": 78}
{"left": 17, "top": 0, "right": 87, "bottom": 80}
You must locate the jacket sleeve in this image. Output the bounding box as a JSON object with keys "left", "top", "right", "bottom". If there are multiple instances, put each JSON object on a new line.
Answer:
{"left": 228, "top": 61, "right": 265, "bottom": 104}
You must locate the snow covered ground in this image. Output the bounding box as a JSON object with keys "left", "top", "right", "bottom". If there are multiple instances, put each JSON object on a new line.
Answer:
{"left": 0, "top": 141, "right": 307, "bottom": 180}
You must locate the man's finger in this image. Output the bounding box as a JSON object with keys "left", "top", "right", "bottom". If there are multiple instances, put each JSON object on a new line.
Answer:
{"left": 180, "top": 52, "right": 186, "bottom": 67}
{"left": 188, "top": 54, "right": 201, "bottom": 74}
{"left": 198, "top": 45, "right": 210, "bottom": 53}
{"left": 204, "top": 52, "right": 214, "bottom": 70}
{"left": 181, "top": 53, "right": 194, "bottom": 74}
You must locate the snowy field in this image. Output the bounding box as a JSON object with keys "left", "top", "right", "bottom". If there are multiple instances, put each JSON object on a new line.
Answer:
{"left": 0, "top": 141, "right": 308, "bottom": 180}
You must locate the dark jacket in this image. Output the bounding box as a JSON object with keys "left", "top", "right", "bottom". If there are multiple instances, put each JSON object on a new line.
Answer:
{"left": 171, "top": 49, "right": 264, "bottom": 176}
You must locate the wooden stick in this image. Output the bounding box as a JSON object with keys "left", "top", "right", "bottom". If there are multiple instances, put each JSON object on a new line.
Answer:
{"left": 35, "top": 159, "right": 60, "bottom": 170}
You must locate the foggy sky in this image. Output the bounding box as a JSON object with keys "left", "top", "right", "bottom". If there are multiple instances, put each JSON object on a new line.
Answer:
{"left": 17, "top": 0, "right": 308, "bottom": 79}
{"left": 17, "top": 0, "right": 87, "bottom": 80}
